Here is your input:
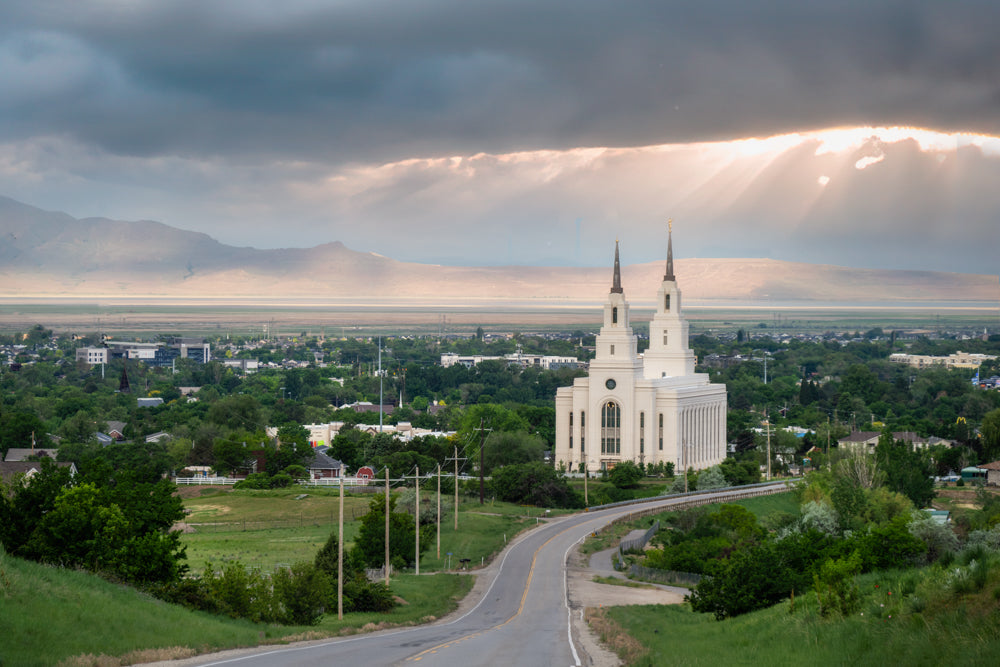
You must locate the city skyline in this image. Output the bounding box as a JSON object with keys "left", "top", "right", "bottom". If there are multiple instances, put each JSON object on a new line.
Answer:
{"left": 1, "top": 2, "right": 998, "bottom": 274}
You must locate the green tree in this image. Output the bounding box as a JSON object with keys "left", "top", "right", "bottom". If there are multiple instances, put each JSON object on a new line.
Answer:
{"left": 489, "top": 462, "right": 582, "bottom": 508}
{"left": 608, "top": 461, "right": 644, "bottom": 489}
{"left": 482, "top": 431, "right": 546, "bottom": 475}
{"left": 982, "top": 408, "right": 1000, "bottom": 462}
{"left": 353, "top": 493, "right": 426, "bottom": 568}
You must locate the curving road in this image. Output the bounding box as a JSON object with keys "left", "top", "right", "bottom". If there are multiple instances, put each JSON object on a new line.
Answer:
{"left": 165, "top": 483, "right": 787, "bottom": 667}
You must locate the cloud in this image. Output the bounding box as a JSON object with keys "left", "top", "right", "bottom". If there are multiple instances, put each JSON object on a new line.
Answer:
{"left": 1, "top": 1, "right": 998, "bottom": 163}
{"left": 0, "top": 2, "right": 998, "bottom": 275}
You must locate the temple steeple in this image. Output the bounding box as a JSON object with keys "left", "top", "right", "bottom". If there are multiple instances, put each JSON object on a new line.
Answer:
{"left": 611, "top": 240, "right": 623, "bottom": 294}
{"left": 664, "top": 219, "right": 675, "bottom": 282}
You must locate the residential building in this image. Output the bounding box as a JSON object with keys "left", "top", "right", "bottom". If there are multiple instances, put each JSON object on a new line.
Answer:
{"left": 889, "top": 351, "right": 997, "bottom": 370}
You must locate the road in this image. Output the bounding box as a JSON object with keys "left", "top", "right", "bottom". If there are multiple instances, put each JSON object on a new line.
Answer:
{"left": 162, "top": 483, "right": 787, "bottom": 667}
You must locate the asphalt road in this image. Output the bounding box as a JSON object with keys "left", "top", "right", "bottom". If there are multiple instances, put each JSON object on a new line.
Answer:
{"left": 167, "top": 483, "right": 787, "bottom": 667}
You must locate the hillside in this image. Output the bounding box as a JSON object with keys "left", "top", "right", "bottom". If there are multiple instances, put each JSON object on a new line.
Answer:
{"left": 1, "top": 196, "right": 996, "bottom": 306}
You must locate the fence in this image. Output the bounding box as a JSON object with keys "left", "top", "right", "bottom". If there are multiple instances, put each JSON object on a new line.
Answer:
{"left": 173, "top": 476, "right": 378, "bottom": 487}
{"left": 627, "top": 564, "right": 702, "bottom": 587}
{"left": 181, "top": 506, "right": 371, "bottom": 533}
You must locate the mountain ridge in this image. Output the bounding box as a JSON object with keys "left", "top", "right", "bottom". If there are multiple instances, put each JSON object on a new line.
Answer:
{"left": 1, "top": 196, "right": 996, "bottom": 306}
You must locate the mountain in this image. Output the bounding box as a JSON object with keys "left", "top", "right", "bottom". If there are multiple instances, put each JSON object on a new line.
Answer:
{"left": 0, "top": 196, "right": 996, "bottom": 306}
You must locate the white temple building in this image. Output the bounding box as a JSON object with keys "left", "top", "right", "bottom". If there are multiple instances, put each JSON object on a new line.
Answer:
{"left": 554, "top": 230, "right": 727, "bottom": 474}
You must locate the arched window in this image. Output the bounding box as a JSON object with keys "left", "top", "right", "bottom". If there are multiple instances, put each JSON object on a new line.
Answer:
{"left": 601, "top": 401, "right": 621, "bottom": 454}
{"left": 612, "top": 307, "right": 618, "bottom": 324}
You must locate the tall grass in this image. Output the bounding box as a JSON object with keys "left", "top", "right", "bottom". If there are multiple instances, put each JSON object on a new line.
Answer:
{"left": 604, "top": 562, "right": 1000, "bottom": 666}
{"left": 1, "top": 546, "right": 473, "bottom": 666}
{"left": 0, "top": 548, "right": 280, "bottom": 667}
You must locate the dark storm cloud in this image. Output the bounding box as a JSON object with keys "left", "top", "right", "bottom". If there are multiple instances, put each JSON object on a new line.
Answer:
{"left": 1, "top": 1, "right": 998, "bottom": 163}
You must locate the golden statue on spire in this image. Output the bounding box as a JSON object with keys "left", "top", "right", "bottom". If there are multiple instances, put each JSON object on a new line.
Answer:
{"left": 668, "top": 218, "right": 673, "bottom": 233}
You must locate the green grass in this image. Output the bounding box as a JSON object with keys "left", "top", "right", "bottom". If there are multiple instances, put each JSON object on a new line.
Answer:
{"left": 728, "top": 491, "right": 800, "bottom": 519}
{"left": 180, "top": 490, "right": 549, "bottom": 574}
{"left": 309, "top": 573, "right": 473, "bottom": 635}
{"left": 0, "top": 548, "right": 287, "bottom": 667}
{"left": 600, "top": 564, "right": 1000, "bottom": 666}
{"left": 1, "top": 546, "right": 473, "bottom": 666}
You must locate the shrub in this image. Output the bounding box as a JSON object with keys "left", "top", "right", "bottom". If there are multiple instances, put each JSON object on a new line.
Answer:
{"left": 909, "top": 511, "right": 959, "bottom": 563}
{"left": 273, "top": 562, "right": 330, "bottom": 625}
{"left": 813, "top": 553, "right": 862, "bottom": 617}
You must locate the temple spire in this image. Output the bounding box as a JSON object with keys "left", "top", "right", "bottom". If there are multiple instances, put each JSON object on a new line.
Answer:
{"left": 664, "top": 218, "right": 675, "bottom": 282}
{"left": 610, "top": 240, "right": 623, "bottom": 294}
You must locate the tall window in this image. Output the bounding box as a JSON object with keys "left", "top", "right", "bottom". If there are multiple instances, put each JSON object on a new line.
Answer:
{"left": 569, "top": 412, "right": 573, "bottom": 449}
{"left": 610, "top": 344, "right": 615, "bottom": 357}
{"left": 665, "top": 294, "right": 670, "bottom": 311}
{"left": 580, "top": 411, "right": 585, "bottom": 453}
{"left": 601, "top": 401, "right": 621, "bottom": 454}
{"left": 663, "top": 332, "right": 668, "bottom": 345}
{"left": 639, "top": 412, "right": 645, "bottom": 453}
{"left": 612, "top": 307, "right": 618, "bottom": 324}
{"left": 658, "top": 413, "right": 664, "bottom": 450}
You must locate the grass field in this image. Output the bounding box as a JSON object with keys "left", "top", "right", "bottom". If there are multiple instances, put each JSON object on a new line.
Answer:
{"left": 179, "top": 488, "right": 550, "bottom": 574}
{"left": 599, "top": 562, "right": 1000, "bottom": 666}
{"left": 1, "top": 543, "right": 472, "bottom": 666}
{"left": 0, "top": 548, "right": 287, "bottom": 667}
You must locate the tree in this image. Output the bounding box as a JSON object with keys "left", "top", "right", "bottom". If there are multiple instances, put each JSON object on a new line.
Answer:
{"left": 696, "top": 465, "right": 729, "bottom": 490}
{"left": 608, "top": 461, "right": 644, "bottom": 489}
{"left": 482, "top": 431, "right": 546, "bottom": 475}
{"left": 352, "top": 493, "right": 427, "bottom": 569}
{"left": 213, "top": 438, "right": 251, "bottom": 476}
{"left": 875, "top": 434, "right": 936, "bottom": 508}
{"left": 315, "top": 531, "right": 395, "bottom": 613}
{"left": 489, "top": 462, "right": 582, "bottom": 508}
{"left": 982, "top": 408, "right": 1000, "bottom": 462}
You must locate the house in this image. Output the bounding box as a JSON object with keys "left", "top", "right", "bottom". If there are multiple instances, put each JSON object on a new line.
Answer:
{"left": 837, "top": 431, "right": 881, "bottom": 451}
{"left": 106, "top": 421, "right": 127, "bottom": 441}
{"left": 0, "top": 460, "right": 77, "bottom": 486}
{"left": 307, "top": 450, "right": 343, "bottom": 479}
{"left": 837, "top": 431, "right": 949, "bottom": 452}
{"left": 137, "top": 397, "right": 164, "bottom": 408}
{"left": 978, "top": 460, "right": 1000, "bottom": 486}
{"left": 145, "top": 431, "right": 173, "bottom": 444}
{"left": 3, "top": 448, "right": 58, "bottom": 462}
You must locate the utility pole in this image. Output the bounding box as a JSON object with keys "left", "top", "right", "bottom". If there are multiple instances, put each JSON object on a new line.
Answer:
{"left": 436, "top": 464, "right": 441, "bottom": 559}
{"left": 476, "top": 419, "right": 492, "bottom": 505}
{"left": 338, "top": 475, "right": 344, "bottom": 619}
{"left": 415, "top": 465, "right": 420, "bottom": 576}
{"left": 447, "top": 446, "right": 467, "bottom": 530}
{"left": 583, "top": 462, "right": 589, "bottom": 506}
{"left": 479, "top": 419, "right": 486, "bottom": 505}
{"left": 384, "top": 467, "right": 390, "bottom": 586}
{"left": 765, "top": 410, "right": 772, "bottom": 481}
{"left": 378, "top": 337, "right": 383, "bottom": 434}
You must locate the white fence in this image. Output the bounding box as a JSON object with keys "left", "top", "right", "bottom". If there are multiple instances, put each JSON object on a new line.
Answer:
{"left": 174, "top": 476, "right": 378, "bottom": 487}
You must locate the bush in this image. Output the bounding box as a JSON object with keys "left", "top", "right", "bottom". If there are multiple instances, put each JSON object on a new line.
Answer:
{"left": 314, "top": 530, "right": 397, "bottom": 613}
{"left": 273, "top": 562, "right": 331, "bottom": 625}
{"left": 813, "top": 553, "right": 862, "bottom": 617}
{"left": 233, "top": 473, "right": 271, "bottom": 490}
{"left": 909, "top": 511, "right": 959, "bottom": 563}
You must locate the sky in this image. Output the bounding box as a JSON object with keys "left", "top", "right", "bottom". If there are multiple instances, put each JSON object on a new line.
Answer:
{"left": 1, "top": 1, "right": 999, "bottom": 274}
